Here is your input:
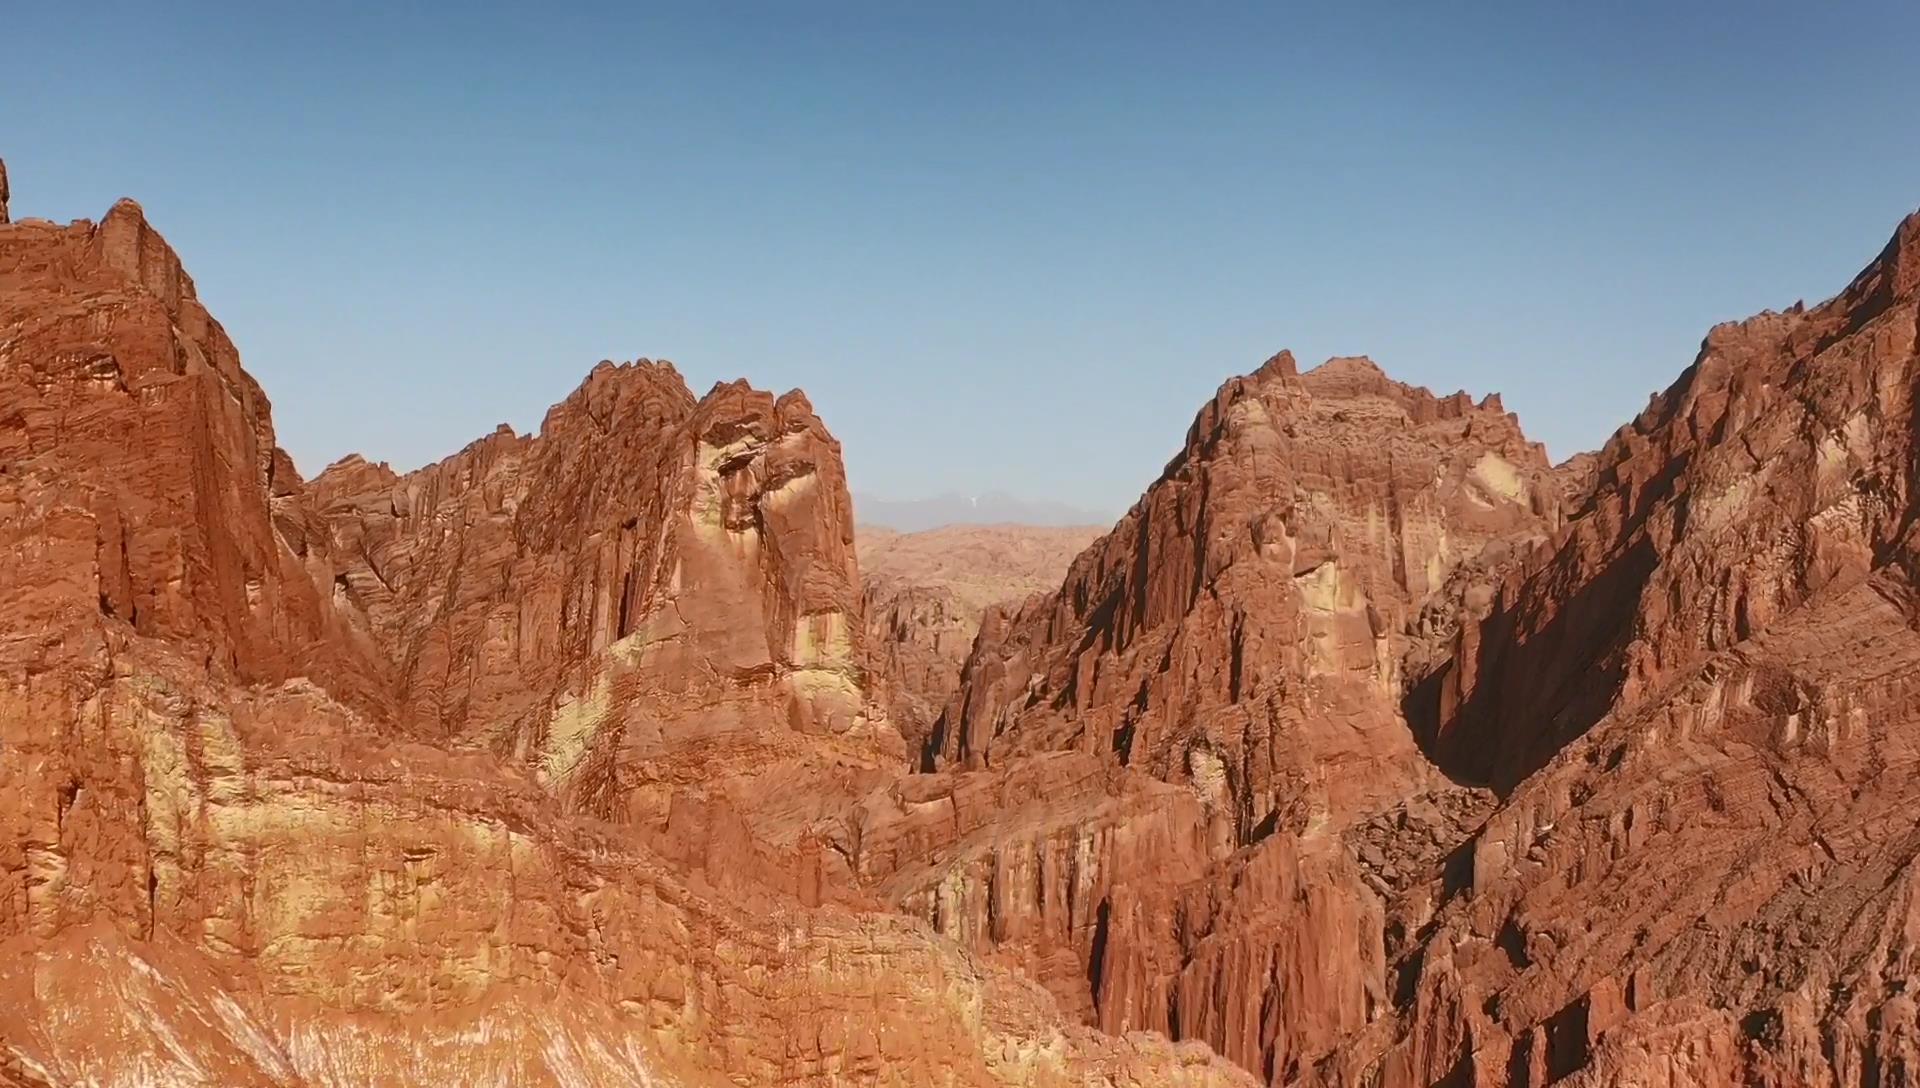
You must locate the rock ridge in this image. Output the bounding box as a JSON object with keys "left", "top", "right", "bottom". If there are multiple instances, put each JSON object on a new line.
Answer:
{"left": 0, "top": 173, "right": 1256, "bottom": 1088}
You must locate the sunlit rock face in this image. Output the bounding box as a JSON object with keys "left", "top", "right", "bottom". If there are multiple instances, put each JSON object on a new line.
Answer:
{"left": 849, "top": 350, "right": 1564, "bottom": 1081}
{"left": 311, "top": 362, "right": 903, "bottom": 855}
{"left": 871, "top": 210, "right": 1920, "bottom": 1087}
{"left": 932, "top": 350, "right": 1560, "bottom": 808}
{"left": 0, "top": 167, "right": 1257, "bottom": 1088}
{"left": 11, "top": 150, "right": 1920, "bottom": 1088}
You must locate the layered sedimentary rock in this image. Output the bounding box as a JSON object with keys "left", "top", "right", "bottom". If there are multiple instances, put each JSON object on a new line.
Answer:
{"left": 0, "top": 169, "right": 1253, "bottom": 1088}
{"left": 308, "top": 362, "right": 905, "bottom": 858}
{"left": 1329, "top": 211, "right": 1920, "bottom": 1087}
{"left": 873, "top": 210, "right": 1920, "bottom": 1087}
{"left": 859, "top": 524, "right": 1102, "bottom": 755}
{"left": 15, "top": 152, "right": 1920, "bottom": 1088}
{"left": 847, "top": 353, "right": 1566, "bottom": 1081}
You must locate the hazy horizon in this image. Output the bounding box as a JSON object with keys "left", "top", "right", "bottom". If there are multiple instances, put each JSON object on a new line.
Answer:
{"left": 6, "top": 2, "right": 1918, "bottom": 511}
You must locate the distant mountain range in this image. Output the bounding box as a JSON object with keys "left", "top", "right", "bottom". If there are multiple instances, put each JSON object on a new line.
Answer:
{"left": 853, "top": 491, "right": 1115, "bottom": 532}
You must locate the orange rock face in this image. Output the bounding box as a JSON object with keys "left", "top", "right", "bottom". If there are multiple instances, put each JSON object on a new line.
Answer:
{"left": 1341, "top": 211, "right": 1920, "bottom": 1088}
{"left": 10, "top": 155, "right": 1920, "bottom": 1088}
{"left": 0, "top": 170, "right": 1255, "bottom": 1088}
{"left": 867, "top": 212, "right": 1920, "bottom": 1087}
{"left": 844, "top": 352, "right": 1565, "bottom": 1080}
{"left": 307, "top": 363, "right": 905, "bottom": 864}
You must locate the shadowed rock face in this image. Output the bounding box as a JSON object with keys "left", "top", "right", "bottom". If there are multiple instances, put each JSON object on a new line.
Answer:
{"left": 1329, "top": 212, "right": 1920, "bottom": 1088}
{"left": 0, "top": 169, "right": 1256, "bottom": 1088}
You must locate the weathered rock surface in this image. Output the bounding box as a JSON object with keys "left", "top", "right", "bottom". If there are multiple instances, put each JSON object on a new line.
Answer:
{"left": 1337, "top": 210, "right": 1920, "bottom": 1087}
{"left": 858, "top": 524, "right": 1103, "bottom": 756}
{"left": 874, "top": 210, "right": 1920, "bottom": 1087}
{"left": 13, "top": 156, "right": 1920, "bottom": 1088}
{"left": 0, "top": 176, "right": 1255, "bottom": 1088}
{"left": 857, "top": 352, "right": 1567, "bottom": 1080}
{"left": 308, "top": 362, "right": 906, "bottom": 861}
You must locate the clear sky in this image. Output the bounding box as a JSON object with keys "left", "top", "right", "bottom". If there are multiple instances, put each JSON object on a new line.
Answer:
{"left": 5, "top": 2, "right": 1918, "bottom": 514}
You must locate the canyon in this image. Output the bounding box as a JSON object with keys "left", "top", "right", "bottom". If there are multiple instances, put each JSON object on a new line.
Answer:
{"left": 2, "top": 159, "right": 1919, "bottom": 1088}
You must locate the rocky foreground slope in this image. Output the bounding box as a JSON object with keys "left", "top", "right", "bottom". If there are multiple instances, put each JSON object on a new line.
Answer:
{"left": 0, "top": 169, "right": 1248, "bottom": 1087}
{"left": 5, "top": 158, "right": 1920, "bottom": 1088}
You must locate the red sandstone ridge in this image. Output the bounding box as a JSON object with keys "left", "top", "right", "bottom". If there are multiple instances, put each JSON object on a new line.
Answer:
{"left": 845, "top": 209, "right": 1920, "bottom": 1088}
{"left": 836, "top": 351, "right": 1566, "bottom": 1079}
{"left": 11, "top": 151, "right": 1920, "bottom": 1088}
{"left": 1325, "top": 209, "right": 1920, "bottom": 1087}
{"left": 307, "top": 362, "right": 905, "bottom": 868}
{"left": 0, "top": 167, "right": 1255, "bottom": 1087}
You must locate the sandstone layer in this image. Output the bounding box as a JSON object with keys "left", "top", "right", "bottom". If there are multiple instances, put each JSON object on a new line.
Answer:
{"left": 0, "top": 165, "right": 1254, "bottom": 1088}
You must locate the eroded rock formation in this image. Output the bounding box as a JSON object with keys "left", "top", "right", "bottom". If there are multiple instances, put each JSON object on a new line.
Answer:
{"left": 10, "top": 153, "right": 1920, "bottom": 1088}
{"left": 861, "top": 211, "right": 1920, "bottom": 1086}
{"left": 1332, "top": 210, "right": 1920, "bottom": 1087}
{"left": 0, "top": 172, "right": 1255, "bottom": 1088}
{"left": 307, "top": 363, "right": 905, "bottom": 862}
{"left": 844, "top": 351, "right": 1567, "bottom": 1081}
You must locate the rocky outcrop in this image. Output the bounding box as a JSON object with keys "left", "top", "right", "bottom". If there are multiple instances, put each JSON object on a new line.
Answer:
{"left": 1415, "top": 213, "right": 1920, "bottom": 792}
{"left": 859, "top": 524, "right": 1102, "bottom": 756}
{"left": 932, "top": 353, "right": 1560, "bottom": 806}
{"left": 851, "top": 352, "right": 1567, "bottom": 1081}
{"left": 1332, "top": 211, "right": 1920, "bottom": 1087}
{"left": 884, "top": 208, "right": 1920, "bottom": 1084}
{"left": 0, "top": 196, "right": 392, "bottom": 713}
{"left": 309, "top": 362, "right": 904, "bottom": 856}
{"left": 0, "top": 174, "right": 1254, "bottom": 1088}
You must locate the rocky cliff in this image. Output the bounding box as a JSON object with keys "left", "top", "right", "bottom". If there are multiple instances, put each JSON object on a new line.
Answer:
{"left": 0, "top": 165, "right": 1255, "bottom": 1088}
{"left": 307, "top": 361, "right": 906, "bottom": 862}
{"left": 858, "top": 210, "right": 1920, "bottom": 1086}
{"left": 10, "top": 154, "right": 1920, "bottom": 1088}
{"left": 843, "top": 351, "right": 1567, "bottom": 1080}
{"left": 1326, "top": 210, "right": 1920, "bottom": 1087}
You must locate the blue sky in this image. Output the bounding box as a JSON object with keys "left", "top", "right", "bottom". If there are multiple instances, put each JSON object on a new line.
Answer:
{"left": 6, "top": 2, "right": 1918, "bottom": 513}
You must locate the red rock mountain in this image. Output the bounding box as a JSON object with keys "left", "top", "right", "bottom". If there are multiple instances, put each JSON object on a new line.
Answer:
{"left": 853, "top": 214, "right": 1920, "bottom": 1086}
{"left": 7, "top": 157, "right": 1920, "bottom": 1088}
{"left": 839, "top": 352, "right": 1567, "bottom": 1079}
{"left": 0, "top": 169, "right": 1252, "bottom": 1087}
{"left": 1338, "top": 211, "right": 1920, "bottom": 1087}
